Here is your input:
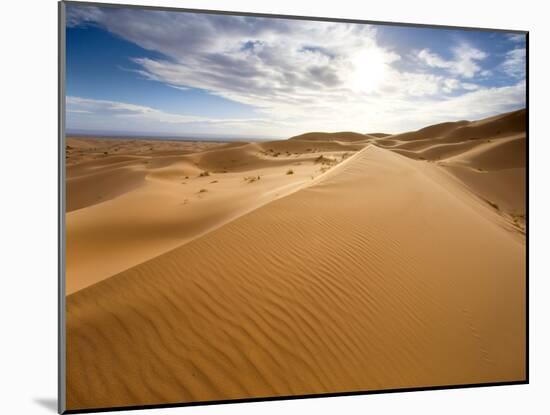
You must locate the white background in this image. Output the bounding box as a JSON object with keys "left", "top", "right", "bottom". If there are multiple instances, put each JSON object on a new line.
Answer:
{"left": 1, "top": 0, "right": 547, "bottom": 413}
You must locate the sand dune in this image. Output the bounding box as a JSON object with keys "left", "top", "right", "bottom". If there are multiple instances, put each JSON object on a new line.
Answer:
{"left": 443, "top": 166, "right": 525, "bottom": 220}
{"left": 375, "top": 108, "right": 526, "bottom": 232}
{"left": 388, "top": 120, "right": 470, "bottom": 142}
{"left": 365, "top": 132, "right": 391, "bottom": 138}
{"left": 66, "top": 107, "right": 526, "bottom": 410}
{"left": 380, "top": 109, "right": 525, "bottom": 145}
{"left": 67, "top": 166, "right": 147, "bottom": 212}
{"left": 66, "top": 137, "right": 359, "bottom": 294}
{"left": 443, "top": 109, "right": 526, "bottom": 141}
{"left": 289, "top": 131, "right": 370, "bottom": 142}
{"left": 443, "top": 134, "right": 526, "bottom": 170}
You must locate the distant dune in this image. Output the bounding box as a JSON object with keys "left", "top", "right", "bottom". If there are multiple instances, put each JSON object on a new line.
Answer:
{"left": 66, "top": 109, "right": 526, "bottom": 410}
{"left": 365, "top": 132, "right": 392, "bottom": 138}
{"left": 288, "top": 131, "right": 370, "bottom": 142}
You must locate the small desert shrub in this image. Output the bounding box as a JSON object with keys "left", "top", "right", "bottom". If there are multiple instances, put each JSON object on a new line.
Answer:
{"left": 314, "top": 155, "right": 335, "bottom": 165}
{"left": 244, "top": 175, "right": 260, "bottom": 183}
{"left": 198, "top": 188, "right": 208, "bottom": 193}
{"left": 286, "top": 169, "right": 294, "bottom": 175}
{"left": 199, "top": 171, "right": 210, "bottom": 177}
{"left": 487, "top": 200, "right": 499, "bottom": 210}
{"left": 210, "top": 180, "right": 218, "bottom": 184}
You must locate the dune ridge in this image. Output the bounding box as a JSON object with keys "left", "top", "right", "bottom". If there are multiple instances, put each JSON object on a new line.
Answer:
{"left": 66, "top": 108, "right": 525, "bottom": 294}
{"left": 66, "top": 108, "right": 526, "bottom": 410}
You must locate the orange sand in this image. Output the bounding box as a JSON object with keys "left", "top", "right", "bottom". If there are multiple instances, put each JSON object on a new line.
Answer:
{"left": 65, "top": 109, "right": 526, "bottom": 410}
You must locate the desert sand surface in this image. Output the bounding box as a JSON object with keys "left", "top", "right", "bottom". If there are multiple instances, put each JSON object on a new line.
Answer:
{"left": 66, "top": 109, "right": 526, "bottom": 410}
{"left": 65, "top": 136, "right": 361, "bottom": 294}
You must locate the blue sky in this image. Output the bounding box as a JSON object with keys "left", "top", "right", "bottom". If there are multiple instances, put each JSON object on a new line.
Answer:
{"left": 65, "top": 5, "right": 526, "bottom": 139}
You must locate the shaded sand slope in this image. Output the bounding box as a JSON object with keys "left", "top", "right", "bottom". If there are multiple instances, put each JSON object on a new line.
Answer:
{"left": 375, "top": 109, "right": 526, "bottom": 231}
{"left": 441, "top": 133, "right": 526, "bottom": 222}
{"left": 67, "top": 145, "right": 525, "bottom": 410}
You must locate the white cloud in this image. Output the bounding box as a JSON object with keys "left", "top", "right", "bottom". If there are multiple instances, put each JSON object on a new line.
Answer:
{"left": 501, "top": 48, "right": 526, "bottom": 78}
{"left": 506, "top": 33, "right": 526, "bottom": 43}
{"left": 66, "top": 96, "right": 275, "bottom": 135}
{"left": 66, "top": 6, "right": 526, "bottom": 135}
{"left": 66, "top": 109, "right": 92, "bottom": 114}
{"left": 417, "top": 44, "right": 488, "bottom": 78}
{"left": 66, "top": 5, "right": 103, "bottom": 27}
{"left": 417, "top": 49, "right": 453, "bottom": 69}
{"left": 66, "top": 96, "right": 204, "bottom": 123}
{"left": 460, "top": 82, "right": 479, "bottom": 91}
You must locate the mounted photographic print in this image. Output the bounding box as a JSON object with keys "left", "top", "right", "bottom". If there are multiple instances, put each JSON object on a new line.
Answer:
{"left": 59, "top": 1, "right": 528, "bottom": 413}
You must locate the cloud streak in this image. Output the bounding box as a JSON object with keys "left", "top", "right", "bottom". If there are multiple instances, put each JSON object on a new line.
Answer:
{"left": 416, "top": 44, "right": 488, "bottom": 78}
{"left": 501, "top": 48, "right": 526, "bottom": 78}
{"left": 66, "top": 96, "right": 277, "bottom": 136}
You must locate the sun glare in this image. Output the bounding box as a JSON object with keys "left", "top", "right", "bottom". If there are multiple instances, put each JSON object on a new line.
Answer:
{"left": 350, "top": 49, "right": 389, "bottom": 93}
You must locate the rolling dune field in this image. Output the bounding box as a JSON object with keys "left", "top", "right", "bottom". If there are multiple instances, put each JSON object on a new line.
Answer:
{"left": 65, "top": 109, "right": 526, "bottom": 410}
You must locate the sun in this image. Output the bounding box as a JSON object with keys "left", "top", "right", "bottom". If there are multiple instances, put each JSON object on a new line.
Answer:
{"left": 350, "top": 48, "right": 390, "bottom": 93}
